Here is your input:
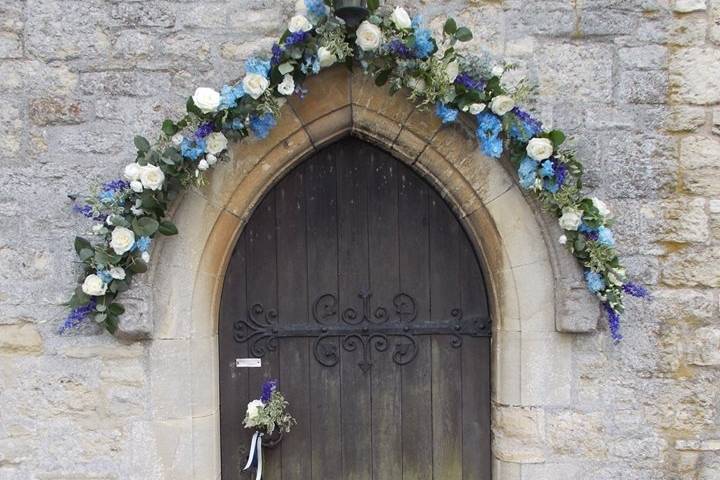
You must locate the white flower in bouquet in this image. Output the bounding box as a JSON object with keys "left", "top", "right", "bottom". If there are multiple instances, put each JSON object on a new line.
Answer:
{"left": 192, "top": 87, "right": 221, "bottom": 113}
{"left": 288, "top": 15, "right": 313, "bottom": 33}
{"left": 446, "top": 60, "right": 460, "bottom": 83}
{"left": 205, "top": 132, "right": 228, "bottom": 155}
{"left": 243, "top": 73, "right": 270, "bottom": 100}
{"left": 110, "top": 226, "right": 135, "bottom": 255}
{"left": 526, "top": 138, "right": 554, "bottom": 161}
{"left": 558, "top": 207, "right": 583, "bottom": 231}
{"left": 318, "top": 47, "right": 337, "bottom": 68}
{"left": 124, "top": 163, "right": 141, "bottom": 181}
{"left": 139, "top": 164, "right": 165, "bottom": 191}
{"left": 245, "top": 399, "right": 265, "bottom": 428}
{"left": 81, "top": 274, "right": 107, "bottom": 297}
{"left": 489, "top": 95, "right": 515, "bottom": 116}
{"left": 277, "top": 74, "right": 296, "bottom": 96}
{"left": 390, "top": 7, "right": 412, "bottom": 29}
{"left": 591, "top": 197, "right": 611, "bottom": 218}
{"left": 356, "top": 21, "right": 382, "bottom": 51}
{"left": 466, "top": 103, "right": 486, "bottom": 115}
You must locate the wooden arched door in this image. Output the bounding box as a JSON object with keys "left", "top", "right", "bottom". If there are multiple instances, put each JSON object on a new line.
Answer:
{"left": 219, "top": 137, "right": 491, "bottom": 479}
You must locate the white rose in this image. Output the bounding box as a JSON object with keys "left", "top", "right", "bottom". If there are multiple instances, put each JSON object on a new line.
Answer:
{"left": 109, "top": 266, "right": 126, "bottom": 280}
{"left": 192, "top": 87, "right": 221, "bottom": 113}
{"left": 110, "top": 226, "right": 135, "bottom": 255}
{"left": 198, "top": 159, "right": 210, "bottom": 171}
{"left": 243, "top": 73, "right": 269, "bottom": 100}
{"left": 206, "top": 154, "right": 218, "bottom": 166}
{"left": 407, "top": 76, "right": 426, "bottom": 92}
{"left": 356, "top": 21, "right": 382, "bottom": 51}
{"left": 81, "top": 274, "right": 107, "bottom": 297}
{"left": 468, "top": 103, "right": 486, "bottom": 115}
{"left": 318, "top": 47, "right": 337, "bottom": 68}
{"left": 130, "top": 180, "right": 143, "bottom": 193}
{"left": 591, "top": 197, "right": 611, "bottom": 218}
{"left": 489, "top": 95, "right": 515, "bottom": 116}
{"left": 205, "top": 132, "right": 228, "bottom": 155}
{"left": 390, "top": 7, "right": 412, "bottom": 29}
{"left": 124, "top": 163, "right": 141, "bottom": 181}
{"left": 288, "top": 14, "right": 313, "bottom": 33}
{"left": 141, "top": 252, "right": 151, "bottom": 263}
{"left": 558, "top": 207, "right": 583, "bottom": 231}
{"left": 277, "top": 74, "right": 295, "bottom": 96}
{"left": 171, "top": 133, "right": 184, "bottom": 146}
{"left": 526, "top": 137, "right": 554, "bottom": 161}
{"left": 491, "top": 65, "right": 504, "bottom": 77}
{"left": 245, "top": 399, "right": 265, "bottom": 427}
{"left": 446, "top": 60, "right": 459, "bottom": 83}
{"left": 139, "top": 164, "right": 165, "bottom": 191}
{"left": 559, "top": 234, "right": 567, "bottom": 245}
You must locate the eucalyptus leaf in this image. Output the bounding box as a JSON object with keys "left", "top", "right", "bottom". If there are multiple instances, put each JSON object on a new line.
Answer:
{"left": 74, "top": 237, "right": 92, "bottom": 255}
{"left": 133, "top": 217, "right": 159, "bottom": 237}
{"left": 278, "top": 62, "right": 295, "bottom": 75}
{"left": 444, "top": 18, "right": 458, "bottom": 35}
{"left": 158, "top": 220, "right": 179, "bottom": 236}
{"left": 134, "top": 136, "right": 151, "bottom": 153}
{"left": 162, "top": 119, "right": 177, "bottom": 136}
{"left": 454, "top": 27, "right": 473, "bottom": 42}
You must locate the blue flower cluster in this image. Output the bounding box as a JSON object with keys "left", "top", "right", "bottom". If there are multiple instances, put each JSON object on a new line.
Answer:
{"left": 286, "top": 31, "right": 311, "bottom": 47}
{"left": 261, "top": 379, "right": 278, "bottom": 403}
{"left": 195, "top": 122, "right": 214, "bottom": 139}
{"left": 411, "top": 16, "right": 434, "bottom": 59}
{"left": 475, "top": 111, "right": 503, "bottom": 158}
{"left": 180, "top": 137, "right": 206, "bottom": 160}
{"left": 304, "top": 0, "right": 327, "bottom": 20}
{"left": 271, "top": 44, "right": 284, "bottom": 66}
{"left": 219, "top": 84, "right": 245, "bottom": 110}
{"left": 99, "top": 179, "right": 129, "bottom": 203}
{"left": 60, "top": 300, "right": 97, "bottom": 334}
{"left": 508, "top": 108, "right": 542, "bottom": 143}
{"left": 245, "top": 57, "right": 271, "bottom": 77}
{"left": 623, "top": 282, "right": 649, "bottom": 298}
{"left": 249, "top": 113, "right": 277, "bottom": 139}
{"left": 455, "top": 73, "right": 485, "bottom": 91}
{"left": 517, "top": 157, "right": 537, "bottom": 189}
{"left": 584, "top": 270, "right": 606, "bottom": 293}
{"left": 435, "top": 103, "right": 459, "bottom": 124}
{"left": 603, "top": 303, "right": 623, "bottom": 343}
{"left": 134, "top": 236, "right": 152, "bottom": 252}
{"left": 387, "top": 39, "right": 415, "bottom": 59}
{"left": 597, "top": 226, "right": 615, "bottom": 247}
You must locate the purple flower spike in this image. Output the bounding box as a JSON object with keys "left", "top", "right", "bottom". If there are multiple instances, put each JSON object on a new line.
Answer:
{"left": 623, "top": 282, "right": 650, "bottom": 299}
{"left": 60, "top": 300, "right": 97, "bottom": 333}
{"left": 261, "top": 379, "right": 278, "bottom": 403}
{"left": 455, "top": 73, "right": 485, "bottom": 91}
{"left": 603, "top": 303, "right": 623, "bottom": 344}
{"left": 195, "top": 122, "right": 214, "bottom": 139}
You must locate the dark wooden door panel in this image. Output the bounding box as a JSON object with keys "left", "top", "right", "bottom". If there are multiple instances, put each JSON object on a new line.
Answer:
{"left": 219, "top": 137, "right": 491, "bottom": 480}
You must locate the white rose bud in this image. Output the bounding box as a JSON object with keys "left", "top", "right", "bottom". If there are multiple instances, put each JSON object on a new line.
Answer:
{"left": 526, "top": 137, "right": 554, "bottom": 161}
{"left": 468, "top": 103, "right": 486, "bottom": 115}
{"left": 591, "top": 197, "right": 611, "bottom": 218}
{"left": 558, "top": 207, "right": 583, "bottom": 231}
{"left": 390, "top": 7, "right": 412, "bottom": 29}
{"left": 243, "top": 73, "right": 270, "bottom": 100}
{"left": 124, "top": 163, "right": 142, "bottom": 181}
{"left": 205, "top": 132, "right": 228, "bottom": 155}
{"left": 277, "top": 74, "right": 296, "bottom": 96}
{"left": 81, "top": 274, "right": 108, "bottom": 297}
{"left": 110, "top": 226, "right": 136, "bottom": 255}
{"left": 489, "top": 95, "right": 515, "bottom": 116}
{"left": 192, "top": 87, "right": 221, "bottom": 113}
{"left": 559, "top": 234, "right": 567, "bottom": 245}
{"left": 356, "top": 21, "right": 382, "bottom": 51}
{"left": 318, "top": 47, "right": 337, "bottom": 68}
{"left": 109, "top": 266, "right": 126, "bottom": 280}
{"left": 446, "top": 60, "right": 459, "bottom": 84}
{"left": 130, "top": 180, "right": 143, "bottom": 193}
{"left": 171, "top": 133, "right": 184, "bottom": 146}
{"left": 141, "top": 251, "right": 151, "bottom": 263}
{"left": 244, "top": 399, "right": 265, "bottom": 427}
{"left": 288, "top": 14, "right": 313, "bottom": 33}
{"left": 198, "top": 159, "right": 210, "bottom": 171}
{"left": 139, "top": 164, "right": 165, "bottom": 191}
{"left": 206, "top": 154, "right": 218, "bottom": 166}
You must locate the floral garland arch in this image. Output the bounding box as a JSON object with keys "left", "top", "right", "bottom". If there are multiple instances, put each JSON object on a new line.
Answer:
{"left": 63, "top": 0, "right": 648, "bottom": 341}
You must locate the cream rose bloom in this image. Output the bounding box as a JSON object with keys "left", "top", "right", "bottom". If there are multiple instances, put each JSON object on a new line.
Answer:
{"left": 467, "top": 103, "right": 486, "bottom": 115}
{"left": 243, "top": 73, "right": 269, "bottom": 100}
{"left": 192, "top": 87, "right": 221, "bottom": 113}
{"left": 591, "top": 197, "right": 611, "bottom": 218}
{"left": 446, "top": 60, "right": 459, "bottom": 83}
{"left": 318, "top": 47, "right": 337, "bottom": 68}
{"left": 110, "top": 226, "right": 135, "bottom": 255}
{"left": 390, "top": 7, "right": 412, "bottom": 29}
{"left": 526, "top": 138, "right": 554, "bottom": 161}
{"left": 558, "top": 207, "right": 583, "bottom": 231}
{"left": 124, "top": 163, "right": 141, "bottom": 181}
{"left": 244, "top": 399, "right": 265, "bottom": 427}
{"left": 206, "top": 154, "right": 218, "bottom": 166}
{"left": 205, "top": 132, "right": 228, "bottom": 155}
{"left": 82, "top": 274, "right": 107, "bottom": 297}
{"left": 356, "top": 21, "right": 382, "bottom": 51}
{"left": 288, "top": 14, "right": 313, "bottom": 33}
{"left": 140, "top": 164, "right": 165, "bottom": 191}
{"left": 277, "top": 74, "right": 295, "bottom": 96}
{"left": 489, "top": 95, "right": 515, "bottom": 116}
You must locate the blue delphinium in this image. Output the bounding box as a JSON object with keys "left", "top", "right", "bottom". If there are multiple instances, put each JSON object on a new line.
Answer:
{"left": 180, "top": 138, "right": 206, "bottom": 160}
{"left": 476, "top": 111, "right": 503, "bottom": 159}
{"left": 301, "top": 55, "right": 320, "bottom": 75}
{"left": 286, "top": 31, "right": 311, "bottom": 47}
{"left": 603, "top": 303, "right": 623, "bottom": 343}
{"left": 387, "top": 39, "right": 415, "bottom": 59}
{"left": 60, "top": 300, "right": 97, "bottom": 333}
{"left": 249, "top": 113, "right": 277, "bottom": 139}
{"left": 271, "top": 44, "right": 284, "bottom": 66}
{"left": 455, "top": 73, "right": 485, "bottom": 91}
{"left": 73, "top": 203, "right": 94, "bottom": 218}
{"left": 99, "top": 179, "right": 129, "bottom": 203}
{"left": 578, "top": 222, "right": 598, "bottom": 239}
{"left": 518, "top": 157, "right": 537, "bottom": 190}
{"left": 597, "top": 226, "right": 615, "bottom": 247}
{"left": 261, "top": 379, "right": 278, "bottom": 403}
{"left": 435, "top": 103, "right": 459, "bottom": 124}
{"left": 219, "top": 84, "right": 245, "bottom": 110}
{"left": 623, "top": 282, "right": 649, "bottom": 298}
{"left": 508, "top": 107, "right": 543, "bottom": 143}
{"left": 195, "top": 122, "right": 214, "bottom": 139}
{"left": 584, "top": 270, "right": 606, "bottom": 294}
{"left": 245, "top": 57, "right": 271, "bottom": 77}
{"left": 135, "top": 236, "right": 152, "bottom": 252}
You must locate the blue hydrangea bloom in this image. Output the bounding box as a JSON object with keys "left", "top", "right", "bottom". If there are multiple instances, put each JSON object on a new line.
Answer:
{"left": 231, "top": 117, "right": 244, "bottom": 130}
{"left": 135, "top": 236, "right": 152, "bottom": 252}
{"left": 481, "top": 136, "right": 503, "bottom": 158}
{"left": 411, "top": 15, "right": 423, "bottom": 29}
{"left": 245, "top": 57, "right": 271, "bottom": 77}
{"left": 543, "top": 178, "right": 560, "bottom": 193}
{"left": 476, "top": 112, "right": 503, "bottom": 159}
{"left": 584, "top": 270, "right": 606, "bottom": 293}
{"left": 286, "top": 31, "right": 311, "bottom": 46}
{"left": 300, "top": 55, "right": 320, "bottom": 75}
{"left": 578, "top": 222, "right": 598, "bottom": 235}
{"left": 435, "top": 103, "right": 458, "bottom": 124}
{"left": 413, "top": 28, "right": 434, "bottom": 58}
{"left": 518, "top": 157, "right": 538, "bottom": 190}
{"left": 219, "top": 84, "right": 245, "bottom": 110}
{"left": 249, "top": 113, "right": 277, "bottom": 139}
{"left": 305, "top": 0, "right": 327, "bottom": 20}
{"left": 597, "top": 226, "right": 615, "bottom": 247}
{"left": 180, "top": 138, "right": 206, "bottom": 160}
{"left": 540, "top": 160, "right": 554, "bottom": 178}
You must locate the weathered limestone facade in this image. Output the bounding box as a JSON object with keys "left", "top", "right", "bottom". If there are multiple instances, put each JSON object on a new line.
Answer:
{"left": 1, "top": 1, "right": 719, "bottom": 479}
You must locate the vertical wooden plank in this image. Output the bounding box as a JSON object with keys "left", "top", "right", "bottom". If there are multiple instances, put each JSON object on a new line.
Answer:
{"left": 219, "top": 234, "right": 250, "bottom": 478}
{"left": 367, "top": 148, "right": 402, "bottom": 480}
{"left": 244, "top": 190, "right": 281, "bottom": 479}
{"left": 306, "top": 147, "right": 343, "bottom": 480}
{"left": 275, "top": 166, "right": 312, "bottom": 479}
{"left": 398, "top": 170, "right": 433, "bottom": 480}
{"left": 460, "top": 239, "right": 492, "bottom": 480}
{"left": 429, "top": 193, "right": 463, "bottom": 480}
{"left": 337, "top": 139, "right": 372, "bottom": 480}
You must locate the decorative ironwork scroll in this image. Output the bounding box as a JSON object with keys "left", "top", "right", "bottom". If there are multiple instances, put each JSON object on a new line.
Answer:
{"left": 233, "top": 292, "right": 490, "bottom": 372}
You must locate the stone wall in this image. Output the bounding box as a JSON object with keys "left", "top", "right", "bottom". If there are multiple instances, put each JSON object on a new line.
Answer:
{"left": 1, "top": 0, "right": 719, "bottom": 479}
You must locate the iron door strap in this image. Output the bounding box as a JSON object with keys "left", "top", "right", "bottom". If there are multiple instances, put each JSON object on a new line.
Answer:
{"left": 233, "top": 291, "right": 490, "bottom": 372}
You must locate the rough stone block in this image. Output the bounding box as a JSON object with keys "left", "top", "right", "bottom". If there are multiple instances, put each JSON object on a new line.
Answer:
{"left": 618, "top": 70, "right": 668, "bottom": 104}
{"left": 536, "top": 43, "right": 613, "bottom": 103}
{"left": 547, "top": 410, "right": 608, "bottom": 459}
{"left": 654, "top": 197, "right": 709, "bottom": 243}
{"left": 0, "top": 324, "right": 43, "bottom": 355}
{"left": 680, "top": 135, "right": 720, "bottom": 196}
{"left": 618, "top": 45, "right": 668, "bottom": 70}
{"left": 673, "top": 0, "right": 707, "bottom": 12}
{"left": 662, "top": 247, "right": 720, "bottom": 287}
{"left": 29, "top": 97, "right": 91, "bottom": 126}
{"left": 664, "top": 106, "right": 706, "bottom": 132}
{"left": 670, "top": 48, "right": 720, "bottom": 105}
{"left": 493, "top": 405, "right": 546, "bottom": 463}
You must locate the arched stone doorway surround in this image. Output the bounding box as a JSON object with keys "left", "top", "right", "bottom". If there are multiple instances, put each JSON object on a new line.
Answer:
{"left": 146, "top": 66, "right": 598, "bottom": 479}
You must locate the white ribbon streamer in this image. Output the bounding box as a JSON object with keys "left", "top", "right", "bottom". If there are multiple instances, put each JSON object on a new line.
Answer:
{"left": 243, "top": 431, "right": 263, "bottom": 480}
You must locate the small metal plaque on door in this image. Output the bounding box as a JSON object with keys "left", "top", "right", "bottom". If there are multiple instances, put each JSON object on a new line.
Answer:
{"left": 236, "top": 358, "right": 262, "bottom": 368}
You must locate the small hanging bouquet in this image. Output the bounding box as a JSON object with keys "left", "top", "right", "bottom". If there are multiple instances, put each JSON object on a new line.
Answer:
{"left": 243, "top": 379, "right": 296, "bottom": 479}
